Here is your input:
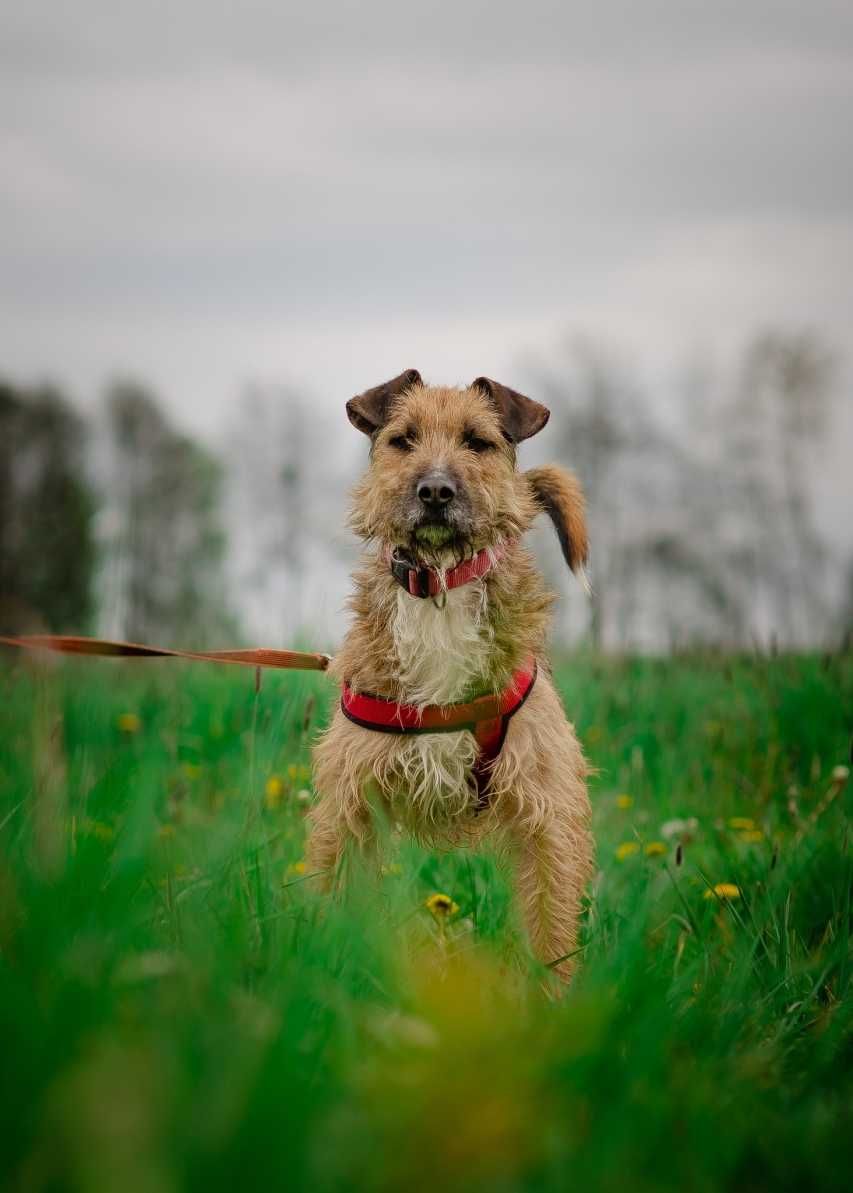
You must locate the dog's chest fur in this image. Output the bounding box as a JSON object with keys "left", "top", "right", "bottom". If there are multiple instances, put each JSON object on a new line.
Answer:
{"left": 378, "top": 581, "right": 495, "bottom": 825}
{"left": 390, "top": 580, "right": 494, "bottom": 706}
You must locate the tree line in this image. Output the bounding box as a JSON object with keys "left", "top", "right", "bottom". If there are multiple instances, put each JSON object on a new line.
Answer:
{"left": 0, "top": 330, "right": 848, "bottom": 652}
{"left": 0, "top": 381, "right": 233, "bottom": 647}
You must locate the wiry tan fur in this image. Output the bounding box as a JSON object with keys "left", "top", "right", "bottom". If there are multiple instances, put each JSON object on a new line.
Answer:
{"left": 308, "top": 375, "right": 595, "bottom": 979}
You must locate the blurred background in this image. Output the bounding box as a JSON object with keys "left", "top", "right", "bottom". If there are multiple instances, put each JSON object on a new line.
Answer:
{"left": 2, "top": 1, "right": 851, "bottom": 652}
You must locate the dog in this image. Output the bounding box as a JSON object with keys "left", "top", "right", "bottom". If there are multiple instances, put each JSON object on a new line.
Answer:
{"left": 308, "top": 369, "right": 593, "bottom": 979}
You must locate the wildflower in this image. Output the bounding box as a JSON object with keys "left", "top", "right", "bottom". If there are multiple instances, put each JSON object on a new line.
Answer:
{"left": 644, "top": 841, "right": 667, "bottom": 857}
{"left": 287, "top": 860, "right": 306, "bottom": 877}
{"left": 615, "top": 794, "right": 633, "bottom": 809}
{"left": 661, "top": 817, "right": 699, "bottom": 841}
{"left": 738, "top": 829, "right": 764, "bottom": 843}
{"left": 117, "top": 712, "right": 141, "bottom": 734}
{"left": 727, "top": 816, "right": 756, "bottom": 831}
{"left": 264, "top": 775, "right": 285, "bottom": 809}
{"left": 704, "top": 883, "right": 741, "bottom": 901}
{"left": 425, "top": 892, "right": 459, "bottom": 919}
{"left": 615, "top": 841, "right": 640, "bottom": 861}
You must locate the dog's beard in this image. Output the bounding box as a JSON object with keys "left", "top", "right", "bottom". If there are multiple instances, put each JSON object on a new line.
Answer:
{"left": 404, "top": 518, "right": 477, "bottom": 568}
{"left": 413, "top": 521, "right": 456, "bottom": 549}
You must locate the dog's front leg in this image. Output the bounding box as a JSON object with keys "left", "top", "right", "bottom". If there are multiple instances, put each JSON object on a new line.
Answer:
{"left": 305, "top": 795, "right": 349, "bottom": 889}
{"left": 305, "top": 789, "right": 379, "bottom": 890}
{"left": 510, "top": 808, "right": 592, "bottom": 982}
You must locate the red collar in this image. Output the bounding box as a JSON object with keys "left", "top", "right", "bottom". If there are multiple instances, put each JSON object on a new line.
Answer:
{"left": 385, "top": 541, "right": 510, "bottom": 599}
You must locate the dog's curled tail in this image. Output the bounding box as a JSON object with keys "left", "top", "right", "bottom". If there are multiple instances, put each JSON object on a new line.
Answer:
{"left": 525, "top": 465, "right": 591, "bottom": 594}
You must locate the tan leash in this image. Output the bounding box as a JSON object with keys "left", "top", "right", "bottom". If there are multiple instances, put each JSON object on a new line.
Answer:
{"left": 0, "top": 634, "right": 332, "bottom": 672}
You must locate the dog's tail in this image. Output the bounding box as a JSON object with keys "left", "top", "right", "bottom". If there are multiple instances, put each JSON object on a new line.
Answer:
{"left": 525, "top": 465, "right": 591, "bottom": 594}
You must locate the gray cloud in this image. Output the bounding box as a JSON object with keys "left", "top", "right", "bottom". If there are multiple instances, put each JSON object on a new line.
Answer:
{"left": 1, "top": 1, "right": 851, "bottom": 545}
{"left": 3, "top": 2, "right": 852, "bottom": 75}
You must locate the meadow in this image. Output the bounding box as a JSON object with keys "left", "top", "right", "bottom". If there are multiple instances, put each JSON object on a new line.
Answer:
{"left": 0, "top": 650, "right": 850, "bottom": 1193}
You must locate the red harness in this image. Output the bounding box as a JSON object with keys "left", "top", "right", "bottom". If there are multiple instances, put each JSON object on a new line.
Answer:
{"left": 341, "top": 656, "right": 537, "bottom": 810}
{"left": 341, "top": 540, "right": 534, "bottom": 810}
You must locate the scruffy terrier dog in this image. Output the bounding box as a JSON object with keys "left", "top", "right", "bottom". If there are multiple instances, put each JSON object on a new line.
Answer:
{"left": 308, "top": 369, "right": 593, "bottom": 978}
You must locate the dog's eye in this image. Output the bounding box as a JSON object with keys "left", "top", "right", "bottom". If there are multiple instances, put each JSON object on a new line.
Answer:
{"left": 388, "top": 433, "right": 414, "bottom": 452}
{"left": 463, "top": 432, "right": 495, "bottom": 454}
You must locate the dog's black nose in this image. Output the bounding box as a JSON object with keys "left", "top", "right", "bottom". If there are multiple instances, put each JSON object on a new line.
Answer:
{"left": 417, "top": 471, "right": 457, "bottom": 509}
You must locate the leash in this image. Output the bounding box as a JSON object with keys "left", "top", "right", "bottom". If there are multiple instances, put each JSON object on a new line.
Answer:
{"left": 0, "top": 544, "right": 509, "bottom": 672}
{"left": 0, "top": 635, "right": 332, "bottom": 672}
{"left": 2, "top": 633, "right": 535, "bottom": 813}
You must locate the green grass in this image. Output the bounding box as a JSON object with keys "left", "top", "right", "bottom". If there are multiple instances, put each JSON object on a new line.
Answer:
{"left": 0, "top": 652, "right": 851, "bottom": 1193}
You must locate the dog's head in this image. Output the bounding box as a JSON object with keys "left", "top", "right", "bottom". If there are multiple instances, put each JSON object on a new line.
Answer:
{"left": 346, "top": 369, "right": 588, "bottom": 577}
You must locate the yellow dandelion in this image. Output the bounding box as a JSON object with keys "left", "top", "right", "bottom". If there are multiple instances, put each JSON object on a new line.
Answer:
{"left": 425, "top": 892, "right": 459, "bottom": 918}
{"left": 117, "top": 712, "right": 141, "bottom": 734}
{"left": 704, "top": 883, "right": 741, "bottom": 901}
{"left": 738, "top": 829, "right": 764, "bottom": 843}
{"left": 727, "top": 817, "right": 756, "bottom": 831}
{"left": 615, "top": 794, "right": 633, "bottom": 809}
{"left": 644, "top": 841, "right": 667, "bottom": 857}
{"left": 615, "top": 841, "right": 640, "bottom": 861}
{"left": 287, "top": 860, "right": 307, "bottom": 877}
{"left": 264, "top": 775, "right": 285, "bottom": 809}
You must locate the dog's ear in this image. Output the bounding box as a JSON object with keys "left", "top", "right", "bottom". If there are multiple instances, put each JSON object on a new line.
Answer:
{"left": 471, "top": 377, "right": 550, "bottom": 444}
{"left": 526, "top": 465, "right": 590, "bottom": 586}
{"left": 346, "top": 368, "right": 423, "bottom": 436}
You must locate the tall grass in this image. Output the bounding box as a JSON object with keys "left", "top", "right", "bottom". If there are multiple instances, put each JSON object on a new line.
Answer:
{"left": 0, "top": 652, "right": 850, "bottom": 1192}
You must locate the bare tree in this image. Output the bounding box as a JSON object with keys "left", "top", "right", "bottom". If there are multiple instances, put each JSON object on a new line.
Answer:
{"left": 0, "top": 381, "right": 95, "bottom": 635}
{"left": 98, "top": 381, "right": 233, "bottom": 646}
{"left": 527, "top": 328, "right": 842, "bottom": 651}
{"left": 535, "top": 337, "right": 747, "bottom": 649}
{"left": 223, "top": 384, "right": 347, "bottom": 645}
{"left": 734, "top": 332, "right": 834, "bottom": 642}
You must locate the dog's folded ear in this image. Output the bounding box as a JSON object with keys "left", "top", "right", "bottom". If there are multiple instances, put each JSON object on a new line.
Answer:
{"left": 470, "top": 377, "right": 550, "bottom": 444}
{"left": 346, "top": 369, "right": 423, "bottom": 436}
{"left": 526, "top": 465, "right": 590, "bottom": 587}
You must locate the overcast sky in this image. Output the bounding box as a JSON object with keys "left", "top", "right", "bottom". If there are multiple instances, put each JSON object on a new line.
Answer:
{"left": 2, "top": 1, "right": 851, "bottom": 534}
